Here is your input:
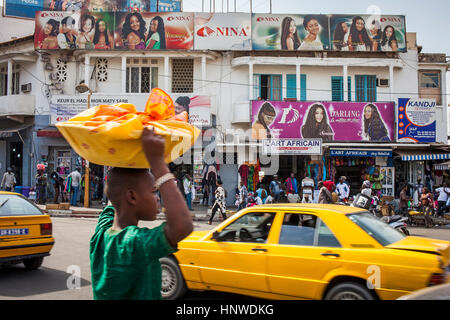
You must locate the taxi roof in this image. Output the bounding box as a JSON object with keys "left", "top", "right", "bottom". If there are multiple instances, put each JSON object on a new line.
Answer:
{"left": 247, "top": 203, "right": 366, "bottom": 214}
{"left": 0, "top": 191, "right": 22, "bottom": 196}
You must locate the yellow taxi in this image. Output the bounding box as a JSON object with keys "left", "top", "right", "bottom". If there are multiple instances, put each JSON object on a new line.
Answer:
{"left": 0, "top": 191, "right": 54, "bottom": 270}
{"left": 160, "top": 204, "right": 450, "bottom": 300}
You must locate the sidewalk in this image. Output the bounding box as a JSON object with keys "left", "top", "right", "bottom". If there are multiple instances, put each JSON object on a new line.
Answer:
{"left": 36, "top": 201, "right": 230, "bottom": 222}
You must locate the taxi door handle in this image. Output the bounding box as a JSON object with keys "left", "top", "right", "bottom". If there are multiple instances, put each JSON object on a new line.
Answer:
{"left": 252, "top": 248, "right": 267, "bottom": 252}
{"left": 321, "top": 252, "right": 340, "bottom": 258}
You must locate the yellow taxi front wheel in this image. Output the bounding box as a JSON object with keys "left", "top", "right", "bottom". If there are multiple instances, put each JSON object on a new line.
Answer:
{"left": 160, "top": 257, "right": 187, "bottom": 300}
{"left": 23, "top": 257, "right": 44, "bottom": 270}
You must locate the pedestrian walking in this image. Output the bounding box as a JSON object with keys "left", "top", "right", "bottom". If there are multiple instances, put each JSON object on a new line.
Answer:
{"left": 50, "top": 170, "right": 62, "bottom": 203}
{"left": 183, "top": 173, "right": 193, "bottom": 210}
{"left": 269, "top": 175, "right": 281, "bottom": 202}
{"left": 35, "top": 164, "right": 47, "bottom": 205}
{"left": 420, "top": 187, "right": 434, "bottom": 228}
{"left": 435, "top": 182, "right": 450, "bottom": 217}
{"left": 89, "top": 127, "right": 193, "bottom": 300}
{"left": 399, "top": 184, "right": 412, "bottom": 216}
{"left": 238, "top": 180, "right": 248, "bottom": 210}
{"left": 301, "top": 174, "right": 315, "bottom": 203}
{"left": 208, "top": 180, "right": 227, "bottom": 225}
{"left": 69, "top": 168, "right": 82, "bottom": 206}
{"left": 318, "top": 181, "right": 332, "bottom": 204}
{"left": 1, "top": 167, "right": 16, "bottom": 192}
{"left": 336, "top": 176, "right": 350, "bottom": 202}
{"left": 285, "top": 173, "right": 298, "bottom": 194}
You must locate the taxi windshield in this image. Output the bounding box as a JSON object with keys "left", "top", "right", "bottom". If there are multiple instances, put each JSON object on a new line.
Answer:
{"left": 347, "top": 211, "right": 405, "bottom": 246}
{"left": 0, "top": 194, "right": 43, "bottom": 216}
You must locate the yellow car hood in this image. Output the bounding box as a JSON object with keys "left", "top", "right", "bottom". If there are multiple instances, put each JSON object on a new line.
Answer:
{"left": 184, "top": 230, "right": 209, "bottom": 241}
{"left": 387, "top": 236, "right": 450, "bottom": 264}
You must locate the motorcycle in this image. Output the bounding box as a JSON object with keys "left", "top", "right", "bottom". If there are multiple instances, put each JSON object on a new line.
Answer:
{"left": 351, "top": 193, "right": 410, "bottom": 236}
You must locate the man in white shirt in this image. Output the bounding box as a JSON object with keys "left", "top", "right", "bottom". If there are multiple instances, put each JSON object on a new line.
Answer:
{"left": 336, "top": 176, "right": 350, "bottom": 202}
{"left": 436, "top": 182, "right": 450, "bottom": 217}
{"left": 69, "top": 168, "right": 82, "bottom": 206}
{"left": 183, "top": 174, "right": 193, "bottom": 210}
{"left": 1, "top": 167, "right": 16, "bottom": 192}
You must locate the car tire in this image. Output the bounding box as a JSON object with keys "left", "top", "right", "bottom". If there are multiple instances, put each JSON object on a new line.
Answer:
{"left": 23, "top": 257, "right": 44, "bottom": 270}
{"left": 325, "top": 282, "right": 375, "bottom": 300}
{"left": 160, "top": 257, "right": 187, "bottom": 300}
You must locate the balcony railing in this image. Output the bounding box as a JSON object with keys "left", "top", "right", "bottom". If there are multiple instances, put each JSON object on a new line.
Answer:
{"left": 0, "top": 94, "right": 35, "bottom": 117}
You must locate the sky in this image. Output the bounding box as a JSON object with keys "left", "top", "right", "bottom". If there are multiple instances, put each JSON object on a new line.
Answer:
{"left": 183, "top": 0, "right": 450, "bottom": 100}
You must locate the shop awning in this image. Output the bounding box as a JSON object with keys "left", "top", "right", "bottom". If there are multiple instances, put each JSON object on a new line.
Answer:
{"left": 434, "top": 161, "right": 450, "bottom": 170}
{"left": 396, "top": 150, "right": 450, "bottom": 161}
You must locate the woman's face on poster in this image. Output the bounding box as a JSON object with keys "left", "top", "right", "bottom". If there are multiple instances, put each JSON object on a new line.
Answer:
{"left": 364, "top": 106, "right": 373, "bottom": 119}
{"left": 306, "top": 19, "right": 320, "bottom": 36}
{"left": 83, "top": 19, "right": 93, "bottom": 33}
{"left": 385, "top": 27, "right": 394, "bottom": 38}
{"left": 44, "top": 23, "right": 53, "bottom": 36}
{"left": 174, "top": 103, "right": 186, "bottom": 115}
{"left": 356, "top": 19, "right": 365, "bottom": 31}
{"left": 289, "top": 20, "right": 296, "bottom": 35}
{"left": 150, "top": 19, "right": 158, "bottom": 33}
{"left": 99, "top": 20, "right": 106, "bottom": 32}
{"left": 130, "top": 15, "right": 140, "bottom": 32}
{"left": 314, "top": 107, "right": 324, "bottom": 123}
{"left": 341, "top": 22, "right": 349, "bottom": 34}
{"left": 263, "top": 113, "right": 275, "bottom": 125}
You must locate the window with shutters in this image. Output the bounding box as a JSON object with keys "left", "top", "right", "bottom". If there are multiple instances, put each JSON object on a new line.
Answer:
{"left": 355, "top": 75, "right": 376, "bottom": 102}
{"left": 171, "top": 59, "right": 194, "bottom": 93}
{"left": 253, "top": 74, "right": 283, "bottom": 100}
{"left": 419, "top": 70, "right": 441, "bottom": 105}
{"left": 286, "top": 74, "right": 307, "bottom": 101}
{"left": 331, "top": 76, "right": 352, "bottom": 102}
{"left": 125, "top": 58, "right": 158, "bottom": 93}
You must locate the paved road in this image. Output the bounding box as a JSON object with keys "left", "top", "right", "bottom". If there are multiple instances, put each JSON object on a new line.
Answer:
{"left": 0, "top": 217, "right": 449, "bottom": 300}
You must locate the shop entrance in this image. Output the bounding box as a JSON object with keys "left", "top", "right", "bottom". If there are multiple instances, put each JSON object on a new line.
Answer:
{"left": 9, "top": 142, "right": 22, "bottom": 185}
{"left": 333, "top": 157, "right": 375, "bottom": 196}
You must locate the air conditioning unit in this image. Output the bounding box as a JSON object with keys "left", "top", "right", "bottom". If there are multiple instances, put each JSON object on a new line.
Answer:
{"left": 21, "top": 83, "right": 32, "bottom": 93}
{"left": 377, "top": 78, "right": 390, "bottom": 87}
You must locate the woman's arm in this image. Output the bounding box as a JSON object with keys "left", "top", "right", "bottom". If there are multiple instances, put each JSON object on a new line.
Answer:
{"left": 127, "top": 34, "right": 136, "bottom": 49}
{"left": 286, "top": 37, "right": 294, "bottom": 50}
{"left": 391, "top": 40, "right": 398, "bottom": 51}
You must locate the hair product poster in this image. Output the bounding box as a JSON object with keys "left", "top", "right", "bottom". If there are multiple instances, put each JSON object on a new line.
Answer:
{"left": 114, "top": 11, "right": 193, "bottom": 50}
{"left": 251, "top": 13, "right": 330, "bottom": 51}
{"left": 251, "top": 100, "right": 395, "bottom": 142}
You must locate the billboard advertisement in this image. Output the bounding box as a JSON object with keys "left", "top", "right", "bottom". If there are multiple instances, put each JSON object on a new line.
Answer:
{"left": 114, "top": 11, "right": 193, "bottom": 49}
{"left": 157, "top": 0, "right": 181, "bottom": 12}
{"left": 4, "top": 0, "right": 45, "bottom": 19}
{"left": 252, "top": 13, "right": 330, "bottom": 50}
{"left": 194, "top": 13, "right": 251, "bottom": 50}
{"left": 50, "top": 93, "right": 210, "bottom": 126}
{"left": 251, "top": 101, "right": 395, "bottom": 142}
{"left": 397, "top": 98, "right": 436, "bottom": 143}
{"left": 34, "top": 11, "right": 115, "bottom": 49}
{"left": 329, "top": 15, "right": 406, "bottom": 52}
{"left": 262, "top": 139, "right": 322, "bottom": 155}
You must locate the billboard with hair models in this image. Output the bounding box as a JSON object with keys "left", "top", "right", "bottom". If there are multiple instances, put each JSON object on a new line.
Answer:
{"left": 251, "top": 101, "right": 395, "bottom": 142}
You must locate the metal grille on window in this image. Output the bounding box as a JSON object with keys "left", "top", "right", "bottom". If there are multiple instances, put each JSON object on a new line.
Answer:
{"left": 56, "top": 58, "right": 67, "bottom": 83}
{"left": 141, "top": 67, "right": 150, "bottom": 92}
{"left": 171, "top": 59, "right": 194, "bottom": 93}
{"left": 96, "top": 58, "right": 108, "bottom": 82}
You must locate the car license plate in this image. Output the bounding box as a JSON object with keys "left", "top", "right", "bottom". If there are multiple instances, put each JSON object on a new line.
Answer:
{"left": 0, "top": 228, "right": 29, "bottom": 236}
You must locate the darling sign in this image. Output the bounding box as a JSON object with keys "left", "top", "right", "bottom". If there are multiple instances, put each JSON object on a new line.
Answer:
{"left": 251, "top": 101, "right": 395, "bottom": 142}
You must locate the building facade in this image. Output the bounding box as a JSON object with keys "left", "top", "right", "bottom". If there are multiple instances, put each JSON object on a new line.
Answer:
{"left": 0, "top": 12, "right": 449, "bottom": 206}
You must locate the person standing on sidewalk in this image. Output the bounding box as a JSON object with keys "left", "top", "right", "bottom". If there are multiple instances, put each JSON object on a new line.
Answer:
{"left": 399, "top": 185, "right": 411, "bottom": 216}
{"left": 36, "top": 166, "right": 47, "bottom": 205}
{"left": 69, "top": 168, "right": 82, "bottom": 206}
{"left": 269, "top": 175, "right": 281, "bottom": 203}
{"left": 435, "top": 182, "right": 450, "bottom": 217}
{"left": 183, "top": 173, "right": 193, "bottom": 210}
{"left": 336, "top": 176, "right": 350, "bottom": 202}
{"left": 238, "top": 180, "right": 248, "bottom": 210}
{"left": 208, "top": 180, "right": 226, "bottom": 225}
{"left": 1, "top": 167, "right": 16, "bottom": 192}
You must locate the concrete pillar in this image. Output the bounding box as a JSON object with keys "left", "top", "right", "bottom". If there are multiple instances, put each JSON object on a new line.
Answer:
{"left": 201, "top": 55, "right": 206, "bottom": 94}
{"left": 164, "top": 56, "right": 169, "bottom": 92}
{"left": 296, "top": 64, "right": 301, "bottom": 100}
{"left": 7, "top": 59, "right": 13, "bottom": 95}
{"left": 343, "top": 65, "right": 348, "bottom": 101}
{"left": 248, "top": 62, "right": 254, "bottom": 100}
{"left": 389, "top": 64, "right": 394, "bottom": 101}
{"left": 84, "top": 55, "right": 90, "bottom": 86}
{"left": 121, "top": 56, "right": 127, "bottom": 93}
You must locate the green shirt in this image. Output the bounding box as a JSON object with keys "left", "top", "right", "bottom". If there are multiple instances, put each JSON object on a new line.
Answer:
{"left": 89, "top": 205, "right": 176, "bottom": 300}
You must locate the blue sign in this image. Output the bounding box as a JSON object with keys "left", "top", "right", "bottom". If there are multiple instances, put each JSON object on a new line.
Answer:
{"left": 397, "top": 98, "right": 436, "bottom": 143}
{"left": 330, "top": 150, "right": 392, "bottom": 157}
{"left": 4, "top": 0, "right": 44, "bottom": 19}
